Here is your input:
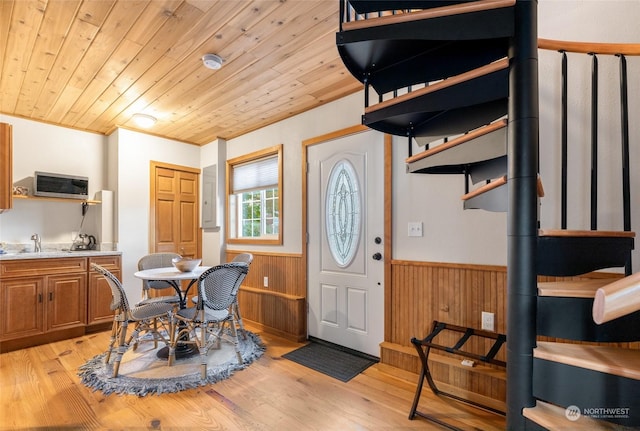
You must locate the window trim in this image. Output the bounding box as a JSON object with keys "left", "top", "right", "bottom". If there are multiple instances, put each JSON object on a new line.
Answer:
{"left": 226, "top": 144, "right": 283, "bottom": 245}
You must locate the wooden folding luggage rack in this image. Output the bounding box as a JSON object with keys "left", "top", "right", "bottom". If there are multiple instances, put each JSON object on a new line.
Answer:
{"left": 409, "top": 321, "right": 507, "bottom": 430}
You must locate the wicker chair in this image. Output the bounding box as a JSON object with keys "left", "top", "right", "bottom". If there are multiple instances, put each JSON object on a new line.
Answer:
{"left": 230, "top": 253, "right": 253, "bottom": 338}
{"left": 169, "top": 262, "right": 249, "bottom": 379}
{"left": 137, "top": 252, "right": 182, "bottom": 306}
{"left": 91, "top": 263, "right": 174, "bottom": 377}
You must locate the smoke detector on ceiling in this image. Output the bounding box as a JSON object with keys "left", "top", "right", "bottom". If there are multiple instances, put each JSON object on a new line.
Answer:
{"left": 202, "top": 54, "right": 223, "bottom": 70}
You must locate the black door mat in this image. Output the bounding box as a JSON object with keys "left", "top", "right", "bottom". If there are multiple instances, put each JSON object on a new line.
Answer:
{"left": 282, "top": 337, "right": 379, "bottom": 382}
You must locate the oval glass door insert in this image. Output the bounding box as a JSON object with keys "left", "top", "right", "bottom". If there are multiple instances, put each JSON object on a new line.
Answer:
{"left": 325, "top": 159, "right": 361, "bottom": 267}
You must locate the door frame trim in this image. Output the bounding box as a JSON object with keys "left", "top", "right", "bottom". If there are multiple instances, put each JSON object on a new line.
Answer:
{"left": 301, "top": 126, "right": 393, "bottom": 341}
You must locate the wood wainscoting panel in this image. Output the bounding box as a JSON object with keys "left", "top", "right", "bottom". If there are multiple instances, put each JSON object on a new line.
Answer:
{"left": 383, "top": 260, "right": 509, "bottom": 405}
{"left": 382, "top": 260, "right": 640, "bottom": 408}
{"left": 226, "top": 251, "right": 306, "bottom": 341}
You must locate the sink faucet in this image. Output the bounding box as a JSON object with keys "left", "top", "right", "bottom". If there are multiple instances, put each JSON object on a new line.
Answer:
{"left": 31, "top": 233, "right": 41, "bottom": 252}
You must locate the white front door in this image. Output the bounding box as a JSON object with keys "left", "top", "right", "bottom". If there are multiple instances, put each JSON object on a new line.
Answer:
{"left": 307, "top": 129, "right": 384, "bottom": 357}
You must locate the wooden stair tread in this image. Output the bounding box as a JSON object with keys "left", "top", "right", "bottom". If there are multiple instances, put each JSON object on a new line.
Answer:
{"left": 535, "top": 342, "right": 640, "bottom": 380}
{"left": 523, "top": 401, "right": 634, "bottom": 430}
{"left": 539, "top": 229, "right": 636, "bottom": 238}
{"left": 405, "top": 119, "right": 507, "bottom": 163}
{"left": 537, "top": 279, "right": 612, "bottom": 298}
{"left": 461, "top": 175, "right": 543, "bottom": 201}
{"left": 343, "top": 0, "right": 515, "bottom": 31}
{"left": 365, "top": 58, "right": 508, "bottom": 114}
{"left": 462, "top": 175, "right": 506, "bottom": 200}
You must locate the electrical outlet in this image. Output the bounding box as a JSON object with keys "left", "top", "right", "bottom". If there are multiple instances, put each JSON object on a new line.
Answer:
{"left": 263, "top": 276, "right": 269, "bottom": 287}
{"left": 481, "top": 311, "right": 495, "bottom": 331}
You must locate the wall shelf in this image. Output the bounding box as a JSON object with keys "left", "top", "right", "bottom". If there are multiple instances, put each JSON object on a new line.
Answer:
{"left": 12, "top": 195, "right": 101, "bottom": 205}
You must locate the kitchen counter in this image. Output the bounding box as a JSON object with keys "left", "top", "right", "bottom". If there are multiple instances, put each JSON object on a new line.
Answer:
{"left": 0, "top": 250, "right": 122, "bottom": 260}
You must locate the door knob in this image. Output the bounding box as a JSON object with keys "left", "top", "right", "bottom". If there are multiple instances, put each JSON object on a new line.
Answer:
{"left": 372, "top": 252, "right": 382, "bottom": 261}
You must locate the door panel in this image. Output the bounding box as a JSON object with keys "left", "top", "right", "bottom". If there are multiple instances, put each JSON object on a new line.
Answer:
{"left": 307, "top": 129, "right": 384, "bottom": 357}
{"left": 151, "top": 163, "right": 200, "bottom": 258}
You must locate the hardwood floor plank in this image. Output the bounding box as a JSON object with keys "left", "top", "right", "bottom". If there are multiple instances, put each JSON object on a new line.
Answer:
{"left": 0, "top": 326, "right": 505, "bottom": 430}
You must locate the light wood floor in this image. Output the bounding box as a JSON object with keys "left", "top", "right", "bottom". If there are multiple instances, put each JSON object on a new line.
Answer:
{"left": 0, "top": 326, "right": 505, "bottom": 430}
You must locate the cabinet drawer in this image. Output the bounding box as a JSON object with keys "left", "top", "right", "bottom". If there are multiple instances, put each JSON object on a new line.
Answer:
{"left": 0, "top": 258, "right": 86, "bottom": 278}
{"left": 89, "top": 255, "right": 121, "bottom": 270}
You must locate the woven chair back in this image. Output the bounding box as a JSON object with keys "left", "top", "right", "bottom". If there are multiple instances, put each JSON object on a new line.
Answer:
{"left": 138, "top": 252, "right": 181, "bottom": 289}
{"left": 91, "top": 263, "right": 130, "bottom": 312}
{"left": 198, "top": 262, "right": 249, "bottom": 311}
{"left": 232, "top": 253, "right": 254, "bottom": 265}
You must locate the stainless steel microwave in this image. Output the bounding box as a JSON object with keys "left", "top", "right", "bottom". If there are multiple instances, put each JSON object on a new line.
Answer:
{"left": 33, "top": 171, "right": 89, "bottom": 200}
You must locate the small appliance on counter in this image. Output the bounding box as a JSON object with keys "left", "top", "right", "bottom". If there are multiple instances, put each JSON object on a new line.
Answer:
{"left": 72, "top": 234, "right": 97, "bottom": 251}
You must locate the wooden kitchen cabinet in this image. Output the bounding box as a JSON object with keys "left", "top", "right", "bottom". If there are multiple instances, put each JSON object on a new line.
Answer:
{"left": 0, "top": 277, "right": 44, "bottom": 339}
{"left": 87, "top": 256, "right": 120, "bottom": 325}
{"left": 0, "top": 122, "right": 12, "bottom": 211}
{"left": 0, "top": 254, "right": 121, "bottom": 352}
{"left": 47, "top": 273, "right": 87, "bottom": 331}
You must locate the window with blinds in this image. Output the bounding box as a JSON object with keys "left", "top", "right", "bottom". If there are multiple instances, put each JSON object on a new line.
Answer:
{"left": 227, "top": 145, "right": 282, "bottom": 244}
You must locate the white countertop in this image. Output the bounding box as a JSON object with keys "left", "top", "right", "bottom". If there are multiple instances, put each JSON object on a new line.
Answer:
{"left": 0, "top": 250, "right": 122, "bottom": 260}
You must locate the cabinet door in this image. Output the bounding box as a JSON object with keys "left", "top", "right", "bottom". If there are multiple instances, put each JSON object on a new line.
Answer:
{"left": 0, "top": 277, "right": 44, "bottom": 339}
{"left": 46, "top": 273, "right": 87, "bottom": 331}
{"left": 88, "top": 256, "right": 120, "bottom": 325}
{"left": 88, "top": 270, "right": 118, "bottom": 325}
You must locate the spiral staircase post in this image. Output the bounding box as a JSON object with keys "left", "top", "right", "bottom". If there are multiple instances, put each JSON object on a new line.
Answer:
{"left": 507, "top": 0, "right": 539, "bottom": 429}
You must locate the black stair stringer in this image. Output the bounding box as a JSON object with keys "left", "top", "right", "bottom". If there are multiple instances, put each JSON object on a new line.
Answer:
{"left": 533, "top": 358, "right": 640, "bottom": 427}
{"left": 340, "top": 7, "right": 514, "bottom": 43}
{"left": 537, "top": 236, "right": 634, "bottom": 277}
{"left": 363, "top": 62, "right": 508, "bottom": 138}
{"left": 537, "top": 297, "right": 640, "bottom": 342}
{"left": 337, "top": 38, "right": 509, "bottom": 94}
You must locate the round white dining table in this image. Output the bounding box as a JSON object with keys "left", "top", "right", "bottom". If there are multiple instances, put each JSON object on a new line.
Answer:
{"left": 133, "top": 266, "right": 210, "bottom": 307}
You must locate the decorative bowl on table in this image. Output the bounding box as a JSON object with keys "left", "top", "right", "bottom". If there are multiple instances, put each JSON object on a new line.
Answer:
{"left": 172, "top": 257, "right": 202, "bottom": 272}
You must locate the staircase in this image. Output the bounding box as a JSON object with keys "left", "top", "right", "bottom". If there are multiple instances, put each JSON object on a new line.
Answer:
{"left": 336, "top": 1, "right": 639, "bottom": 429}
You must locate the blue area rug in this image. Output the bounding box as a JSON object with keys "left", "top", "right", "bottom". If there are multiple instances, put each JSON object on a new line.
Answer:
{"left": 78, "top": 331, "right": 265, "bottom": 396}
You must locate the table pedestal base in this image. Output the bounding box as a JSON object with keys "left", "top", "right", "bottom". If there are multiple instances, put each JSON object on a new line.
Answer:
{"left": 157, "top": 343, "right": 199, "bottom": 360}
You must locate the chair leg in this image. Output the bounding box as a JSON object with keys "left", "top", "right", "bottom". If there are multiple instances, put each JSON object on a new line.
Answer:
{"left": 199, "top": 322, "right": 208, "bottom": 380}
{"left": 234, "top": 301, "right": 247, "bottom": 340}
{"left": 168, "top": 316, "right": 179, "bottom": 366}
{"left": 112, "top": 320, "right": 129, "bottom": 378}
{"left": 105, "top": 319, "right": 119, "bottom": 364}
{"left": 229, "top": 318, "right": 243, "bottom": 364}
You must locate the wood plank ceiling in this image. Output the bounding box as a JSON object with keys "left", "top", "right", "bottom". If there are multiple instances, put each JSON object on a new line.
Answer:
{"left": 0, "top": 0, "right": 362, "bottom": 145}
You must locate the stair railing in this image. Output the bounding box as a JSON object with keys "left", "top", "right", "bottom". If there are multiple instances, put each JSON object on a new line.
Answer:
{"left": 538, "top": 40, "right": 638, "bottom": 240}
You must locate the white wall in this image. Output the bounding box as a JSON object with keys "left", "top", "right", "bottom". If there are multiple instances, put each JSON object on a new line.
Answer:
{"left": 0, "top": 114, "right": 105, "bottom": 248}
{"left": 112, "top": 128, "right": 201, "bottom": 300}
{"left": 225, "top": 92, "right": 365, "bottom": 254}
{"left": 538, "top": 0, "right": 640, "bottom": 272}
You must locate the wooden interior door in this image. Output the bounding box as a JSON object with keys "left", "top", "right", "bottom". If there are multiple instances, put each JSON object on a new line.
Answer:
{"left": 150, "top": 162, "right": 201, "bottom": 259}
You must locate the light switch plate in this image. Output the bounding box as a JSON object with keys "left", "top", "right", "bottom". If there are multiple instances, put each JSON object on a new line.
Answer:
{"left": 408, "top": 222, "right": 423, "bottom": 237}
